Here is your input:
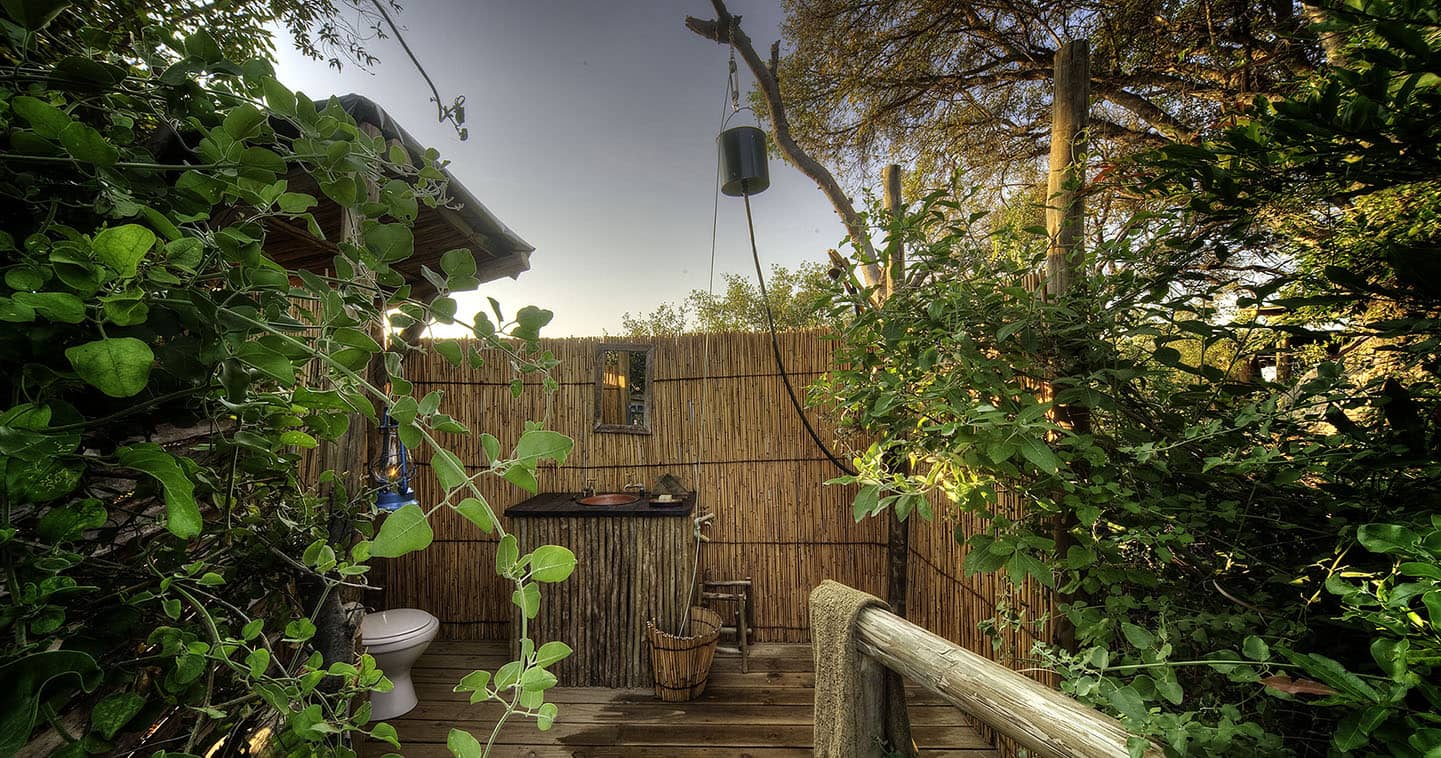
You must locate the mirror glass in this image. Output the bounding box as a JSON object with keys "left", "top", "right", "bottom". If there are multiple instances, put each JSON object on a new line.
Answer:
{"left": 594, "top": 344, "right": 653, "bottom": 434}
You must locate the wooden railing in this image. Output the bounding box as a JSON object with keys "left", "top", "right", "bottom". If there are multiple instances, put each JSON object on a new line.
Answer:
{"left": 828, "top": 594, "right": 1161, "bottom": 758}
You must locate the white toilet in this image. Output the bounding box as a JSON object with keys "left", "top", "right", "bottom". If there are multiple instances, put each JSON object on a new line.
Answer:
{"left": 360, "top": 608, "right": 440, "bottom": 720}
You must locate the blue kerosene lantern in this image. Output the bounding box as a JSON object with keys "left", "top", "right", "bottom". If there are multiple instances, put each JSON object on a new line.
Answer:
{"left": 371, "top": 409, "right": 418, "bottom": 511}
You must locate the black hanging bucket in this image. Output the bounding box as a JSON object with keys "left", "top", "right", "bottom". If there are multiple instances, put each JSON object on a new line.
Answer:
{"left": 718, "top": 125, "right": 770, "bottom": 197}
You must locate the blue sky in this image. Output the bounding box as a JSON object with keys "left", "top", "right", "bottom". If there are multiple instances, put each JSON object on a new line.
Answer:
{"left": 272, "top": 1, "right": 850, "bottom": 337}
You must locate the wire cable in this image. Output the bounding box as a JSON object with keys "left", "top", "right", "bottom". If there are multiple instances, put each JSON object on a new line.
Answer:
{"left": 740, "top": 193, "right": 856, "bottom": 477}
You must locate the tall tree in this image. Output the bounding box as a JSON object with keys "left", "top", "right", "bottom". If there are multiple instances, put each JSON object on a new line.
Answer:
{"left": 774, "top": 0, "right": 1326, "bottom": 185}
{"left": 622, "top": 262, "right": 839, "bottom": 336}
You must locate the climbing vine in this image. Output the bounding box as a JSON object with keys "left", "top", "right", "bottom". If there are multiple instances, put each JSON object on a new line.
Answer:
{"left": 0, "top": 3, "right": 572, "bottom": 757}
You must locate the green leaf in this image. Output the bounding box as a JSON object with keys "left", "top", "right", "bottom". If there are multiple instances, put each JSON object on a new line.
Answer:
{"left": 370, "top": 504, "right": 433, "bottom": 558}
{"left": 1242, "top": 635, "right": 1270, "bottom": 662}
{"left": 1332, "top": 710, "right": 1370, "bottom": 752}
{"left": 223, "top": 103, "right": 266, "bottom": 140}
{"left": 503, "top": 464, "right": 537, "bottom": 494}
{"left": 279, "top": 430, "right": 317, "bottom": 449}
{"left": 432, "top": 448, "right": 468, "bottom": 491}
{"left": 116, "top": 443, "right": 200, "bottom": 538}
{"left": 283, "top": 618, "right": 316, "bottom": 642}
{"left": 89, "top": 692, "right": 144, "bottom": 740}
{"left": 480, "top": 433, "right": 501, "bottom": 463}
{"left": 512, "top": 583, "right": 541, "bottom": 619}
{"left": 14, "top": 292, "right": 84, "bottom": 323}
{"left": 441, "top": 248, "right": 476, "bottom": 280}
{"left": 364, "top": 223, "right": 414, "bottom": 263}
{"left": 435, "top": 340, "right": 464, "bottom": 367}
{"left": 245, "top": 649, "right": 270, "bottom": 678}
{"left": 35, "top": 499, "right": 105, "bottom": 542}
{"left": 852, "top": 483, "right": 879, "bottom": 522}
{"left": 240, "top": 146, "right": 286, "bottom": 174}
{"left": 0, "top": 650, "right": 102, "bottom": 755}
{"left": 446, "top": 728, "right": 482, "bottom": 758}
{"left": 370, "top": 722, "right": 399, "bottom": 748}
{"left": 277, "top": 192, "right": 316, "bottom": 214}
{"left": 92, "top": 224, "right": 156, "bottom": 278}
{"left": 533, "top": 641, "right": 572, "bottom": 668}
{"left": 5, "top": 266, "right": 47, "bottom": 291}
{"left": 512, "top": 305, "right": 553, "bottom": 341}
{"left": 514, "top": 430, "right": 573, "bottom": 468}
{"left": 0, "top": 0, "right": 70, "bottom": 31}
{"left": 1018, "top": 436, "right": 1060, "bottom": 474}
{"left": 529, "top": 545, "right": 576, "bottom": 583}
{"left": 1005, "top": 551, "right": 1053, "bottom": 588}
{"left": 333, "top": 326, "right": 382, "bottom": 353}
{"left": 1107, "top": 685, "right": 1149, "bottom": 722}
{"left": 11, "top": 95, "right": 72, "bottom": 138}
{"left": 1356, "top": 523, "right": 1420, "bottom": 554}
{"left": 262, "top": 77, "right": 295, "bottom": 115}
{"left": 496, "top": 534, "right": 519, "bottom": 575}
{"left": 182, "top": 30, "right": 223, "bottom": 63}
{"left": 59, "top": 121, "right": 118, "bottom": 166}
{"left": 520, "top": 666, "right": 557, "bottom": 691}
{"left": 235, "top": 342, "right": 295, "bottom": 386}
{"left": 536, "top": 702, "right": 558, "bottom": 731}
{"left": 1154, "top": 667, "right": 1183, "bottom": 705}
{"left": 454, "top": 497, "right": 495, "bottom": 534}
{"left": 453, "top": 669, "right": 490, "bottom": 693}
{"left": 101, "top": 292, "right": 147, "bottom": 326}
{"left": 1121, "top": 623, "right": 1155, "bottom": 651}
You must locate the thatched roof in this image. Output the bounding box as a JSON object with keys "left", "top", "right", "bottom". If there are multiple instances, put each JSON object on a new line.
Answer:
{"left": 264, "top": 94, "right": 533, "bottom": 298}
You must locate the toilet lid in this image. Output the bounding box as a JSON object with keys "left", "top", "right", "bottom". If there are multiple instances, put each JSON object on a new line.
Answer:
{"left": 361, "top": 608, "right": 437, "bottom": 644}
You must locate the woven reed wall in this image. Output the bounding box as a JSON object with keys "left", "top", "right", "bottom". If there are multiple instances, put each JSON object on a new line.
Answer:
{"left": 383, "top": 331, "right": 1058, "bottom": 680}
{"left": 385, "top": 331, "right": 884, "bottom": 642}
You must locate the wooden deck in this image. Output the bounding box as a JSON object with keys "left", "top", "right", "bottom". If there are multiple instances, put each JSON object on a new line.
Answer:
{"left": 366, "top": 641, "right": 997, "bottom": 757}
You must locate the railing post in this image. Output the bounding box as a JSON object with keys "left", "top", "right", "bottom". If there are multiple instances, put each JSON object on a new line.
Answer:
{"left": 813, "top": 582, "right": 1162, "bottom": 758}
{"left": 854, "top": 650, "right": 887, "bottom": 757}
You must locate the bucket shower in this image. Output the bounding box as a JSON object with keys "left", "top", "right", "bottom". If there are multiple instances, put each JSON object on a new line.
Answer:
{"left": 718, "top": 125, "right": 769, "bottom": 197}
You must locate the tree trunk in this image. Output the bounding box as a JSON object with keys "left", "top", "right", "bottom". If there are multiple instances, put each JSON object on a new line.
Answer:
{"left": 1044, "top": 43, "right": 1090, "bottom": 655}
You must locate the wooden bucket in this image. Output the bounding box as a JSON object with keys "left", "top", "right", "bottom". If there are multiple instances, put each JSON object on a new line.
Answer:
{"left": 645, "top": 606, "right": 722, "bottom": 702}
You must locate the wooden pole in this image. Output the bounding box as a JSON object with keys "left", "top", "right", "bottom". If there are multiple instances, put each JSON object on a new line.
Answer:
{"left": 880, "top": 163, "right": 917, "bottom": 756}
{"left": 1044, "top": 43, "right": 1089, "bottom": 655}
{"left": 852, "top": 603, "right": 1161, "bottom": 758}
{"left": 311, "top": 122, "right": 385, "bottom": 674}
{"left": 880, "top": 163, "right": 909, "bottom": 617}
{"left": 1045, "top": 40, "right": 1089, "bottom": 297}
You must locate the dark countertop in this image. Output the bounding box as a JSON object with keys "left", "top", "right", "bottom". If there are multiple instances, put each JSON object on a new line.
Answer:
{"left": 505, "top": 491, "right": 696, "bottom": 518}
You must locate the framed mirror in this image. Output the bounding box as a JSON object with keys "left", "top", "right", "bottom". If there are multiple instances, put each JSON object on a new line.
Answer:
{"left": 594, "top": 344, "right": 654, "bottom": 434}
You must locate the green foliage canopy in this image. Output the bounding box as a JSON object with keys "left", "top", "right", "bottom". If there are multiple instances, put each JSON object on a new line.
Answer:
{"left": 819, "top": 2, "right": 1441, "bottom": 754}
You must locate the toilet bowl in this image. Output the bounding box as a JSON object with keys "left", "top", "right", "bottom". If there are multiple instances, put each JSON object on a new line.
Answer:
{"left": 361, "top": 608, "right": 440, "bottom": 720}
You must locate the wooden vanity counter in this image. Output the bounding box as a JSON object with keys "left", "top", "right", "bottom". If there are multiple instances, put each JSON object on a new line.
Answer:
{"left": 505, "top": 492, "right": 696, "bottom": 687}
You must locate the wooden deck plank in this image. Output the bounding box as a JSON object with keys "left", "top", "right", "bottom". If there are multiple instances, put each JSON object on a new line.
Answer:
{"left": 366, "top": 641, "right": 996, "bottom": 756}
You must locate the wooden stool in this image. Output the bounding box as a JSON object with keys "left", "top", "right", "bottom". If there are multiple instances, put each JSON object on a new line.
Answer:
{"left": 701, "top": 577, "right": 753, "bottom": 673}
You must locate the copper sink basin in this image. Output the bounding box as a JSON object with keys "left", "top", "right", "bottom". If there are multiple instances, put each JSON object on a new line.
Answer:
{"left": 577, "top": 493, "right": 641, "bottom": 506}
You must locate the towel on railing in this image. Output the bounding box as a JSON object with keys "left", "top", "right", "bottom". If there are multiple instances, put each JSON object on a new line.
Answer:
{"left": 810, "top": 580, "right": 915, "bottom": 757}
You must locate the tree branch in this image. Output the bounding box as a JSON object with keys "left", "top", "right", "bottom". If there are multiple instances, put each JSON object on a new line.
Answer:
{"left": 686, "top": 0, "right": 885, "bottom": 296}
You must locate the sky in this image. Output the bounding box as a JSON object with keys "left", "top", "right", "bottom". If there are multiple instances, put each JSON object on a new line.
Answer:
{"left": 271, "top": 0, "right": 850, "bottom": 337}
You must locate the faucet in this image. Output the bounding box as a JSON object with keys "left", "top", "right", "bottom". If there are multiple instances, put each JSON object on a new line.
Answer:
{"left": 623, "top": 481, "right": 646, "bottom": 496}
